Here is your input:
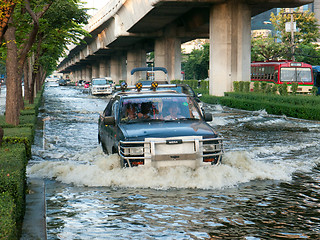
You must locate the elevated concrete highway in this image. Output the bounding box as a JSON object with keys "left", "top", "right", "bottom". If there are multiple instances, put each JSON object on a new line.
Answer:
{"left": 57, "top": 0, "right": 313, "bottom": 96}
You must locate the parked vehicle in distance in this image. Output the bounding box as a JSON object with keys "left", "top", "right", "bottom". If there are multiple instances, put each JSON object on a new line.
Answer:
{"left": 84, "top": 81, "right": 90, "bottom": 89}
{"left": 251, "top": 61, "right": 314, "bottom": 93}
{"left": 76, "top": 80, "right": 85, "bottom": 86}
{"left": 98, "top": 83, "right": 223, "bottom": 169}
{"left": 90, "top": 78, "right": 113, "bottom": 95}
{"left": 45, "top": 77, "right": 59, "bottom": 82}
{"left": 58, "top": 79, "right": 67, "bottom": 86}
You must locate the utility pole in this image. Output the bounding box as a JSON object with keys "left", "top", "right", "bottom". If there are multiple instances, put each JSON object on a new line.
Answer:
{"left": 290, "top": 8, "right": 295, "bottom": 61}
{"left": 283, "top": 8, "right": 299, "bottom": 61}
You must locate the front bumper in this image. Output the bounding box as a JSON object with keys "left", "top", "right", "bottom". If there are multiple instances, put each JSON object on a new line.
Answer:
{"left": 91, "top": 87, "right": 112, "bottom": 95}
{"left": 118, "top": 136, "right": 223, "bottom": 168}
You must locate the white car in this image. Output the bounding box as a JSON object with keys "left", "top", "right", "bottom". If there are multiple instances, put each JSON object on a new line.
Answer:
{"left": 90, "top": 78, "right": 114, "bottom": 95}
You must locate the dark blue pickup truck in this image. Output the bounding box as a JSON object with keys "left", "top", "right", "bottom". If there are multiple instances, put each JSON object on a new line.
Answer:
{"left": 98, "top": 86, "right": 223, "bottom": 168}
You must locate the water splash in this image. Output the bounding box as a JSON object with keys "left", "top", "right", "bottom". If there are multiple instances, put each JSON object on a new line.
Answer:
{"left": 28, "top": 147, "right": 319, "bottom": 190}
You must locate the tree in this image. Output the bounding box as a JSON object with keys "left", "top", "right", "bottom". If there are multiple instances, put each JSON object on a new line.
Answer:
{"left": 24, "top": 0, "right": 88, "bottom": 103}
{"left": 2, "top": 0, "right": 88, "bottom": 125}
{"left": 4, "top": 0, "right": 53, "bottom": 125}
{"left": 183, "top": 43, "right": 209, "bottom": 80}
{"left": 251, "top": 8, "right": 320, "bottom": 62}
{"left": 251, "top": 35, "right": 286, "bottom": 61}
{"left": 0, "top": 0, "right": 19, "bottom": 42}
{"left": 270, "top": 9, "right": 320, "bottom": 47}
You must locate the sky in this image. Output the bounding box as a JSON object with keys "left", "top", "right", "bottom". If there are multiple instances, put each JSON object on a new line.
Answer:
{"left": 83, "top": 0, "right": 108, "bottom": 17}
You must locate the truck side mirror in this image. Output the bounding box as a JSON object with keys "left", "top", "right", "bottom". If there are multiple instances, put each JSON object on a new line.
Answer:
{"left": 204, "top": 113, "right": 212, "bottom": 122}
{"left": 103, "top": 116, "right": 115, "bottom": 126}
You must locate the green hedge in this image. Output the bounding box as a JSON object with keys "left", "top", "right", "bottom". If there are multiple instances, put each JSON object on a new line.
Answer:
{"left": 0, "top": 192, "right": 17, "bottom": 240}
{"left": 224, "top": 92, "right": 320, "bottom": 107}
{"left": 201, "top": 93, "right": 320, "bottom": 121}
{"left": 0, "top": 143, "right": 27, "bottom": 230}
{"left": 0, "top": 84, "right": 44, "bottom": 239}
{"left": 3, "top": 127, "right": 34, "bottom": 159}
{"left": 0, "top": 115, "right": 35, "bottom": 129}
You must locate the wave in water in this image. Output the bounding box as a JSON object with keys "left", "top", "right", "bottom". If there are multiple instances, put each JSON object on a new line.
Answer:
{"left": 27, "top": 147, "right": 320, "bottom": 190}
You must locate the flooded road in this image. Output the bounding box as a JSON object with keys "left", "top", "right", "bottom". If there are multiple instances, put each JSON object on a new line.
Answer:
{"left": 28, "top": 83, "right": 320, "bottom": 239}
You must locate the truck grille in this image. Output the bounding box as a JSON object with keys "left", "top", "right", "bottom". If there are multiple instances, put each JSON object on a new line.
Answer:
{"left": 119, "top": 136, "right": 224, "bottom": 168}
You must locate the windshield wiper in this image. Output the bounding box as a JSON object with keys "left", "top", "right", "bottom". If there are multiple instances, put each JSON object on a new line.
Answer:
{"left": 178, "top": 118, "right": 197, "bottom": 121}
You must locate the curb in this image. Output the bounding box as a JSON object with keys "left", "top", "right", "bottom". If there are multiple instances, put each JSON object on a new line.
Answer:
{"left": 20, "top": 178, "right": 47, "bottom": 240}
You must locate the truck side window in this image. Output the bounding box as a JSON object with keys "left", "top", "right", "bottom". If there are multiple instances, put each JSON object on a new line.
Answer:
{"left": 104, "top": 100, "right": 113, "bottom": 116}
{"left": 112, "top": 101, "right": 119, "bottom": 120}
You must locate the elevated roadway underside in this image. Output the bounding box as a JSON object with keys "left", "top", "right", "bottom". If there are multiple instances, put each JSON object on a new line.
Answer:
{"left": 61, "top": 0, "right": 312, "bottom": 65}
{"left": 58, "top": 0, "right": 313, "bottom": 96}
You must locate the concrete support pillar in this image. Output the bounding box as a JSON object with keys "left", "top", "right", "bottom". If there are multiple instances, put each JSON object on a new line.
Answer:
{"left": 209, "top": 0, "right": 251, "bottom": 96}
{"left": 154, "top": 37, "right": 181, "bottom": 82}
{"left": 120, "top": 53, "right": 127, "bottom": 81}
{"left": 110, "top": 56, "right": 121, "bottom": 84}
{"left": 99, "top": 58, "right": 108, "bottom": 78}
{"left": 106, "top": 59, "right": 111, "bottom": 76}
{"left": 81, "top": 68, "right": 86, "bottom": 81}
{"left": 314, "top": 0, "right": 320, "bottom": 41}
{"left": 91, "top": 62, "right": 99, "bottom": 78}
{"left": 85, "top": 65, "right": 92, "bottom": 81}
{"left": 73, "top": 70, "right": 78, "bottom": 81}
{"left": 77, "top": 69, "right": 83, "bottom": 81}
{"left": 126, "top": 47, "right": 146, "bottom": 85}
{"left": 73, "top": 70, "right": 78, "bottom": 82}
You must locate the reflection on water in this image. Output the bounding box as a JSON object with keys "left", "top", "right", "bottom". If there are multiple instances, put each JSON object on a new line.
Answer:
{"left": 28, "top": 84, "right": 320, "bottom": 239}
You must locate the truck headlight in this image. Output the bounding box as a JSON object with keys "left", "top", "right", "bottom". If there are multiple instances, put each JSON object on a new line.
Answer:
{"left": 124, "top": 147, "right": 144, "bottom": 156}
{"left": 203, "top": 144, "right": 218, "bottom": 151}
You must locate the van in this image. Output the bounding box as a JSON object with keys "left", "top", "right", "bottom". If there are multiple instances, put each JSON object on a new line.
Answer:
{"left": 90, "top": 78, "right": 114, "bottom": 95}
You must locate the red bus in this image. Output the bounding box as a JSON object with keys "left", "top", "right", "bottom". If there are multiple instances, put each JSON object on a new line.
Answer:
{"left": 251, "top": 61, "right": 314, "bottom": 93}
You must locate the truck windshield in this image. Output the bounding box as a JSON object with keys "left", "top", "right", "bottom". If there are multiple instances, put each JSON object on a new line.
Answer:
{"left": 92, "top": 79, "right": 107, "bottom": 85}
{"left": 120, "top": 96, "right": 201, "bottom": 123}
{"left": 280, "top": 67, "right": 312, "bottom": 82}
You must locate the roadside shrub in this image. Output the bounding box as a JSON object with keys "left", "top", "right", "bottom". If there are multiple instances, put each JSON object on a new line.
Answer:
{"left": 291, "top": 82, "right": 299, "bottom": 95}
{"left": 199, "top": 80, "right": 209, "bottom": 94}
{"left": 0, "top": 143, "right": 27, "bottom": 224}
{"left": 278, "top": 83, "right": 288, "bottom": 96}
{"left": 243, "top": 82, "right": 250, "bottom": 92}
{"left": 233, "top": 81, "right": 240, "bottom": 92}
{"left": 2, "top": 125, "right": 34, "bottom": 160}
{"left": 0, "top": 192, "right": 17, "bottom": 240}
{"left": 200, "top": 94, "right": 221, "bottom": 105}
{"left": 311, "top": 86, "right": 318, "bottom": 96}
{"left": 253, "top": 82, "right": 260, "bottom": 92}
{"left": 271, "top": 84, "right": 278, "bottom": 94}
{"left": 260, "top": 82, "right": 267, "bottom": 93}
{"left": 184, "top": 80, "right": 198, "bottom": 89}
{"left": 265, "top": 84, "right": 273, "bottom": 94}
{"left": 214, "top": 92, "right": 320, "bottom": 120}
{"left": 239, "top": 81, "right": 245, "bottom": 92}
{"left": 0, "top": 83, "right": 43, "bottom": 239}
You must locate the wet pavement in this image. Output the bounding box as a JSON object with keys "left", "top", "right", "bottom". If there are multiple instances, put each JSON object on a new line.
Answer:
{"left": 3, "top": 83, "right": 320, "bottom": 239}
{"left": 26, "top": 83, "right": 320, "bottom": 239}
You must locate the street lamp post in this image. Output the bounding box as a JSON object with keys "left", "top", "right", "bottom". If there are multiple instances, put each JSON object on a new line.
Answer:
{"left": 290, "top": 9, "right": 295, "bottom": 61}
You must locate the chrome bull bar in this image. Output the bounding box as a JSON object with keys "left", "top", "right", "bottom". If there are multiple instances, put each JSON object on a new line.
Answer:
{"left": 119, "top": 137, "right": 224, "bottom": 167}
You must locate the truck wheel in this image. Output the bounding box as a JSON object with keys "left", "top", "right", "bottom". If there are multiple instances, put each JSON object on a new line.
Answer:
{"left": 101, "top": 142, "right": 108, "bottom": 154}
{"left": 120, "top": 158, "right": 129, "bottom": 168}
